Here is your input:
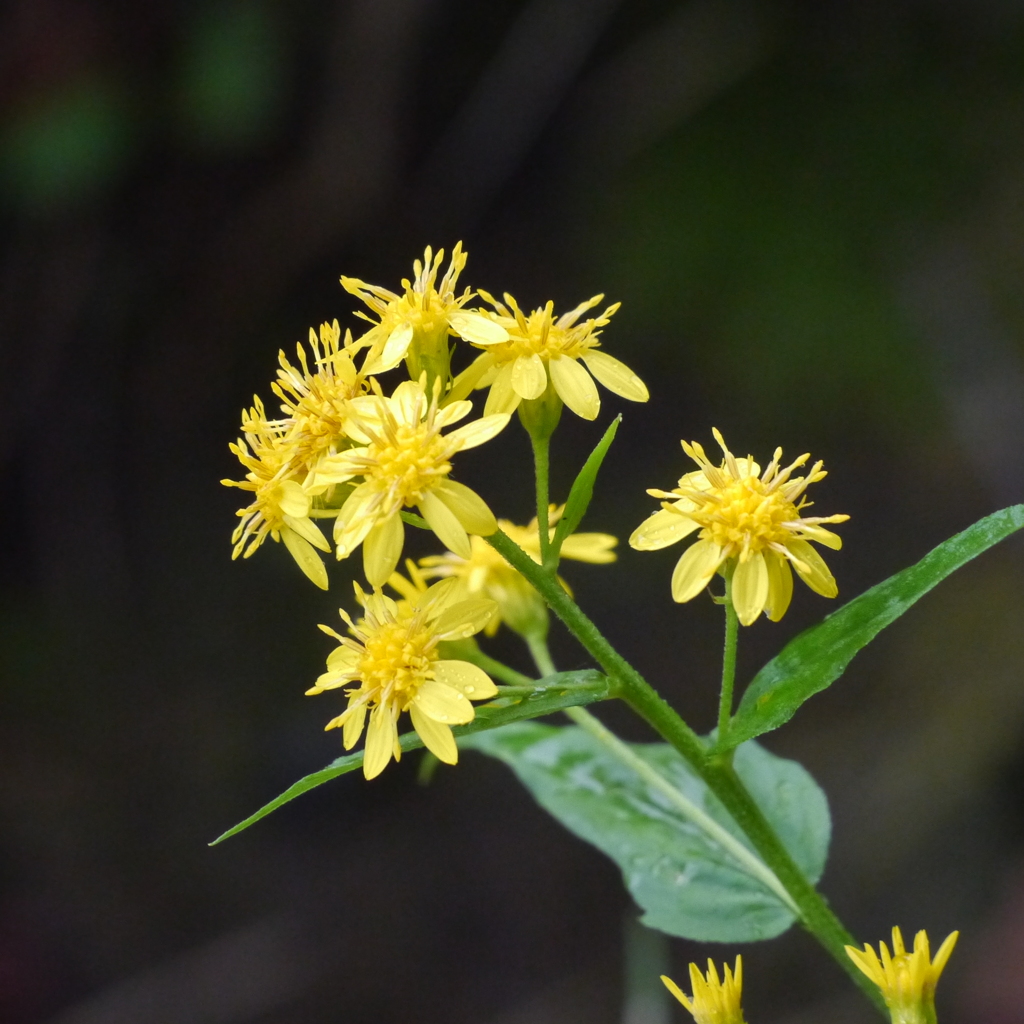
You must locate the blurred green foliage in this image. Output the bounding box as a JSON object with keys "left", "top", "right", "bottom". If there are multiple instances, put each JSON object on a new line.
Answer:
{"left": 0, "top": 79, "right": 130, "bottom": 214}
{"left": 605, "top": 66, "right": 986, "bottom": 436}
{"left": 175, "top": 1, "right": 285, "bottom": 152}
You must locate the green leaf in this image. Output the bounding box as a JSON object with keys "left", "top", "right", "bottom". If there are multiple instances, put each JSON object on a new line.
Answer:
{"left": 552, "top": 415, "right": 620, "bottom": 554}
{"left": 465, "top": 724, "right": 830, "bottom": 942}
{"left": 732, "top": 504, "right": 1024, "bottom": 745}
{"left": 210, "top": 670, "right": 612, "bottom": 845}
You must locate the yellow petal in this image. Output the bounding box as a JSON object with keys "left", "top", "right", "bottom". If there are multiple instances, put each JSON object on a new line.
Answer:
{"left": 362, "top": 513, "right": 404, "bottom": 587}
{"left": 796, "top": 524, "right": 843, "bottom": 550}
{"left": 671, "top": 540, "right": 722, "bottom": 603}
{"left": 432, "top": 660, "right": 498, "bottom": 700}
{"left": 788, "top": 539, "right": 838, "bottom": 598}
{"left": 342, "top": 400, "right": 384, "bottom": 444}
{"left": 418, "top": 576, "right": 462, "bottom": 616}
{"left": 445, "top": 352, "right": 494, "bottom": 404}
{"left": 483, "top": 363, "right": 521, "bottom": 416}
{"left": 732, "top": 552, "right": 769, "bottom": 626}
{"left": 660, "top": 976, "right": 693, "bottom": 1013}
{"left": 434, "top": 480, "right": 497, "bottom": 535}
{"left": 511, "top": 352, "right": 547, "bottom": 400}
{"left": 434, "top": 399, "right": 472, "bottom": 429}
{"left": 420, "top": 489, "right": 471, "bottom": 558}
{"left": 333, "top": 488, "right": 379, "bottom": 556}
{"left": 764, "top": 553, "right": 794, "bottom": 622}
{"left": 277, "top": 479, "right": 310, "bottom": 517}
{"left": 548, "top": 355, "right": 600, "bottom": 420}
{"left": 342, "top": 701, "right": 367, "bottom": 750}
{"left": 282, "top": 514, "right": 331, "bottom": 551}
{"left": 363, "top": 705, "right": 395, "bottom": 779}
{"left": 580, "top": 351, "right": 649, "bottom": 402}
{"left": 629, "top": 507, "right": 700, "bottom": 550}
{"left": 446, "top": 413, "right": 510, "bottom": 451}
{"left": 282, "top": 529, "right": 329, "bottom": 589}
{"left": 433, "top": 597, "right": 499, "bottom": 639}
{"left": 931, "top": 931, "right": 959, "bottom": 981}
{"left": 390, "top": 379, "right": 426, "bottom": 425}
{"left": 363, "top": 321, "right": 413, "bottom": 375}
{"left": 413, "top": 678, "right": 475, "bottom": 725}
{"left": 447, "top": 311, "right": 508, "bottom": 346}
{"left": 325, "top": 645, "right": 358, "bottom": 672}
{"left": 558, "top": 532, "right": 617, "bottom": 563}
{"left": 409, "top": 705, "right": 458, "bottom": 764}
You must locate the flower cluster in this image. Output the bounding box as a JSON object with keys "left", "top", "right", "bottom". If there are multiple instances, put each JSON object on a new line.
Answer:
{"left": 218, "top": 243, "right": 967, "bottom": 1024}
{"left": 222, "top": 244, "right": 644, "bottom": 770}
{"left": 662, "top": 957, "right": 746, "bottom": 1024}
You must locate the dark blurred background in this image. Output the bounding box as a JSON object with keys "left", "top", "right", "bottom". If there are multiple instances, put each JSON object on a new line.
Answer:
{"left": 4, "top": 0, "right": 1024, "bottom": 1021}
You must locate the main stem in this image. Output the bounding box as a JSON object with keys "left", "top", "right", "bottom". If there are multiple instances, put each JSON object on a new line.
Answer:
{"left": 716, "top": 568, "right": 740, "bottom": 751}
{"left": 487, "top": 528, "right": 885, "bottom": 1015}
{"left": 531, "top": 433, "right": 552, "bottom": 566}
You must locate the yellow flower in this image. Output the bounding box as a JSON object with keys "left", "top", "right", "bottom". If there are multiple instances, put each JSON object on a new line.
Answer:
{"left": 221, "top": 397, "right": 331, "bottom": 589}
{"left": 454, "top": 291, "right": 648, "bottom": 421}
{"left": 306, "top": 379, "right": 509, "bottom": 587}
{"left": 845, "top": 927, "right": 958, "bottom": 1024}
{"left": 630, "top": 428, "right": 849, "bottom": 625}
{"left": 307, "top": 577, "right": 499, "bottom": 779}
{"left": 662, "top": 957, "right": 746, "bottom": 1024}
{"left": 341, "top": 243, "right": 507, "bottom": 388}
{"left": 419, "top": 507, "right": 617, "bottom": 638}
{"left": 270, "top": 319, "right": 373, "bottom": 475}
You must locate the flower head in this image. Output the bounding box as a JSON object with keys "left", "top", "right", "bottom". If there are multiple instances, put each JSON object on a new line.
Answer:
{"left": 419, "top": 507, "right": 617, "bottom": 638}
{"left": 341, "top": 243, "right": 507, "bottom": 390}
{"left": 307, "top": 576, "right": 499, "bottom": 778}
{"left": 662, "top": 957, "right": 746, "bottom": 1024}
{"left": 221, "top": 397, "right": 331, "bottom": 589}
{"left": 630, "top": 428, "right": 849, "bottom": 624}
{"left": 456, "top": 291, "right": 648, "bottom": 421}
{"left": 306, "top": 378, "right": 509, "bottom": 587}
{"left": 270, "top": 319, "right": 373, "bottom": 475}
{"left": 846, "top": 928, "right": 958, "bottom": 1024}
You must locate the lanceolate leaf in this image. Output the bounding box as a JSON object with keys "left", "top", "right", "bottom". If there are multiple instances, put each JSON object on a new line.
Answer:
{"left": 210, "top": 670, "right": 612, "bottom": 845}
{"left": 731, "top": 504, "right": 1024, "bottom": 745}
{"left": 552, "top": 415, "right": 621, "bottom": 554}
{"left": 466, "top": 724, "right": 830, "bottom": 942}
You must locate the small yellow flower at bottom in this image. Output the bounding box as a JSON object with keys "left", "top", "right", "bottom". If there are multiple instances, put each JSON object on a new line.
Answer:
{"left": 845, "top": 927, "right": 958, "bottom": 1024}
{"left": 662, "top": 957, "right": 746, "bottom": 1024}
{"left": 307, "top": 576, "right": 498, "bottom": 779}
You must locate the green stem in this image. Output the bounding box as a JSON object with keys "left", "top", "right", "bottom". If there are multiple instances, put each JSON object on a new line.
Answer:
{"left": 459, "top": 643, "right": 534, "bottom": 687}
{"left": 487, "top": 528, "right": 885, "bottom": 1016}
{"left": 531, "top": 433, "right": 553, "bottom": 567}
{"left": 717, "top": 567, "right": 740, "bottom": 752}
{"left": 526, "top": 633, "right": 557, "bottom": 677}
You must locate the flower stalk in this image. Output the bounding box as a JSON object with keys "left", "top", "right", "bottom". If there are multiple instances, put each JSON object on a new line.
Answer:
{"left": 531, "top": 432, "right": 553, "bottom": 568}
{"left": 716, "top": 566, "right": 740, "bottom": 755}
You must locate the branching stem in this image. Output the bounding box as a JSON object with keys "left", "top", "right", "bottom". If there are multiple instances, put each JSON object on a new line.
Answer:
{"left": 487, "top": 527, "right": 884, "bottom": 1016}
